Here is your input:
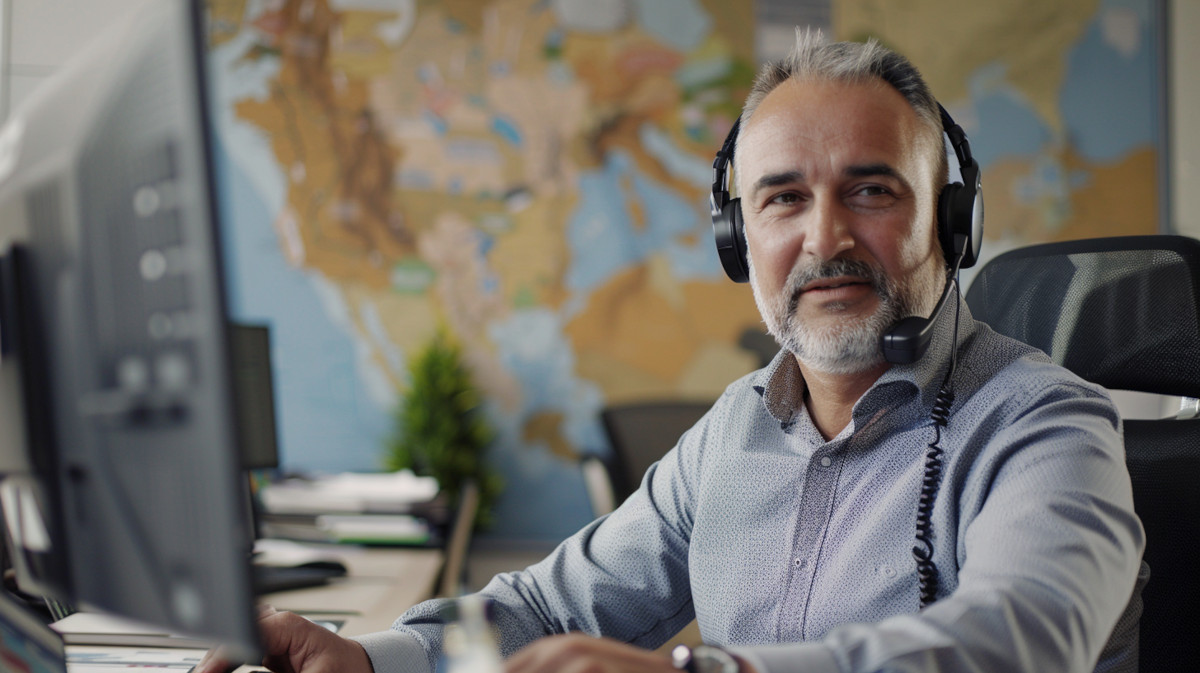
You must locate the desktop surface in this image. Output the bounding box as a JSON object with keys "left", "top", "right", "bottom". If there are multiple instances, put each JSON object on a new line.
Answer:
{"left": 54, "top": 542, "right": 442, "bottom": 670}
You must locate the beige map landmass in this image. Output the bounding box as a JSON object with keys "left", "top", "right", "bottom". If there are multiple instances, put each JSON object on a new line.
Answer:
{"left": 566, "top": 258, "right": 762, "bottom": 402}
{"left": 984, "top": 149, "right": 1158, "bottom": 242}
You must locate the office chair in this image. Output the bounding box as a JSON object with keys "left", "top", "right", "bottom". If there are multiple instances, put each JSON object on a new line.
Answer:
{"left": 436, "top": 480, "right": 479, "bottom": 597}
{"left": 964, "top": 235, "right": 1200, "bottom": 672}
{"left": 582, "top": 401, "right": 714, "bottom": 516}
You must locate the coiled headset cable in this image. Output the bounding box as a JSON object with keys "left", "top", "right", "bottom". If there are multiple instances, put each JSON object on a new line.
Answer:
{"left": 913, "top": 274, "right": 963, "bottom": 609}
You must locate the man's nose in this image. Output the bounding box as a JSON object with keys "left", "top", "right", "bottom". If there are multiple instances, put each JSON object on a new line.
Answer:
{"left": 801, "top": 199, "right": 854, "bottom": 261}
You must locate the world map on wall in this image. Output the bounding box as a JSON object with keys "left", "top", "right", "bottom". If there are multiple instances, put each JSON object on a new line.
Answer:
{"left": 206, "top": 0, "right": 1158, "bottom": 541}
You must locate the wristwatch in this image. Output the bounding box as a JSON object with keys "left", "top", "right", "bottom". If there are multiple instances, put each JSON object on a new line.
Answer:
{"left": 671, "top": 645, "right": 739, "bottom": 673}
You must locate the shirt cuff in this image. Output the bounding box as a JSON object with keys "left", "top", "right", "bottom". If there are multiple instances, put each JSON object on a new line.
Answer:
{"left": 351, "top": 630, "right": 432, "bottom": 673}
{"left": 728, "top": 642, "right": 839, "bottom": 673}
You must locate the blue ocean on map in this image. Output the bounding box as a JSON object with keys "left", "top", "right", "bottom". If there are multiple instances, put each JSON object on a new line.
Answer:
{"left": 967, "top": 7, "right": 1154, "bottom": 172}
{"left": 214, "top": 143, "right": 392, "bottom": 474}
{"left": 487, "top": 309, "right": 603, "bottom": 539}
{"left": 966, "top": 66, "right": 1051, "bottom": 170}
{"left": 1060, "top": 9, "right": 1157, "bottom": 163}
{"left": 633, "top": 0, "right": 711, "bottom": 51}
{"left": 565, "top": 151, "right": 717, "bottom": 298}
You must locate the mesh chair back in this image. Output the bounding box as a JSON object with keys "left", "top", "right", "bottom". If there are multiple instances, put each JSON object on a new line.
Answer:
{"left": 966, "top": 236, "right": 1200, "bottom": 396}
{"left": 965, "top": 235, "right": 1200, "bottom": 672}
{"left": 1123, "top": 418, "right": 1200, "bottom": 669}
{"left": 600, "top": 401, "right": 713, "bottom": 504}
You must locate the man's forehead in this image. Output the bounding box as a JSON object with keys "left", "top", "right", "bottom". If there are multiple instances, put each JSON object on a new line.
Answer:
{"left": 743, "top": 79, "right": 916, "bottom": 144}
{"left": 734, "top": 79, "right": 932, "bottom": 187}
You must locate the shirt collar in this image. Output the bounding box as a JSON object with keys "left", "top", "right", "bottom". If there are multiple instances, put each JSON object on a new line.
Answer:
{"left": 753, "top": 349, "right": 809, "bottom": 426}
{"left": 752, "top": 292, "right": 979, "bottom": 426}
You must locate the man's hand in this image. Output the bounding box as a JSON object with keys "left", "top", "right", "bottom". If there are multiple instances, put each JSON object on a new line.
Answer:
{"left": 194, "top": 605, "right": 374, "bottom": 673}
{"left": 504, "top": 634, "right": 675, "bottom": 673}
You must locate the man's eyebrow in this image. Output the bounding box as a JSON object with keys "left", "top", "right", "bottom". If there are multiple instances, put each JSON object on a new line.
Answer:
{"left": 845, "top": 163, "right": 903, "bottom": 180}
{"left": 750, "top": 170, "right": 805, "bottom": 195}
{"left": 845, "top": 163, "right": 915, "bottom": 193}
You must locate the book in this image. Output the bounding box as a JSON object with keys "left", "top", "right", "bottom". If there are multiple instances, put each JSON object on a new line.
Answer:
{"left": 316, "top": 514, "right": 431, "bottom": 545}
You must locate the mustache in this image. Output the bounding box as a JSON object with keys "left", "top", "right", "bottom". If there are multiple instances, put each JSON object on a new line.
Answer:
{"left": 784, "top": 259, "right": 891, "bottom": 316}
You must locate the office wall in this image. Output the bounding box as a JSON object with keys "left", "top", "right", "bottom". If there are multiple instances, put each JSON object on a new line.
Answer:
{"left": 1171, "top": 0, "right": 1199, "bottom": 237}
{"left": 6, "top": 0, "right": 1189, "bottom": 544}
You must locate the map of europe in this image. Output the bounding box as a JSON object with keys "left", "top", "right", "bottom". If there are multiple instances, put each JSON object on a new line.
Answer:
{"left": 206, "top": 0, "right": 1159, "bottom": 540}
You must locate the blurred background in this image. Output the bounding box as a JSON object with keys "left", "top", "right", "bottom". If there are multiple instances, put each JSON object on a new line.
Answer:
{"left": 3, "top": 0, "right": 1192, "bottom": 563}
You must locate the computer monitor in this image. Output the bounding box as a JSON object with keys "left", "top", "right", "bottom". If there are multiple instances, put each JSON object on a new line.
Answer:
{"left": 230, "top": 323, "right": 281, "bottom": 472}
{"left": 0, "top": 0, "right": 259, "bottom": 658}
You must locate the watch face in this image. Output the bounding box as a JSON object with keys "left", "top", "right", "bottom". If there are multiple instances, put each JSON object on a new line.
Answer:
{"left": 671, "top": 645, "right": 693, "bottom": 672}
{"left": 692, "top": 646, "right": 739, "bottom": 673}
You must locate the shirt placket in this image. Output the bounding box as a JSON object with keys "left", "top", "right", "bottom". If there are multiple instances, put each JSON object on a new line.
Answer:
{"left": 776, "top": 435, "right": 847, "bottom": 642}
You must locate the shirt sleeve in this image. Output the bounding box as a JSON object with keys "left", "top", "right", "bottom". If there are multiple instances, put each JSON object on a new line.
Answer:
{"left": 356, "top": 407, "right": 714, "bottom": 673}
{"left": 730, "top": 380, "right": 1145, "bottom": 673}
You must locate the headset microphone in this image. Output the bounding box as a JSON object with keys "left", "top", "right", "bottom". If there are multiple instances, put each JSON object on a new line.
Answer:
{"left": 879, "top": 244, "right": 965, "bottom": 365}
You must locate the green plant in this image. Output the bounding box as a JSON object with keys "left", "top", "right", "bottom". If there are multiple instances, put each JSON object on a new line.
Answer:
{"left": 386, "top": 329, "right": 502, "bottom": 529}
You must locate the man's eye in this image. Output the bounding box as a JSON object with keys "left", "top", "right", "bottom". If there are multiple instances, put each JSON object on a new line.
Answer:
{"left": 769, "top": 192, "right": 801, "bottom": 206}
{"left": 856, "top": 185, "right": 890, "bottom": 197}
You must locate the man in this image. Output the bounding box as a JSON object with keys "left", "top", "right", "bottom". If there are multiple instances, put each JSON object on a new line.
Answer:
{"left": 204, "top": 32, "right": 1145, "bottom": 673}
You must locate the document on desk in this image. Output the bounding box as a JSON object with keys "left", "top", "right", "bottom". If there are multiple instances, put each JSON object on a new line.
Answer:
{"left": 65, "top": 646, "right": 271, "bottom": 672}
{"left": 53, "top": 612, "right": 213, "bottom": 649}
{"left": 55, "top": 610, "right": 344, "bottom": 649}
{"left": 65, "top": 645, "right": 205, "bottom": 670}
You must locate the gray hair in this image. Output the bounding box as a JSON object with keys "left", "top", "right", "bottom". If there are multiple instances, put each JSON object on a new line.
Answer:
{"left": 739, "top": 29, "right": 948, "bottom": 185}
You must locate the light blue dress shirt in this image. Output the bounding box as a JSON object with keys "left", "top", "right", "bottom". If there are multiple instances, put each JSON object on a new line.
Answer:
{"left": 356, "top": 296, "right": 1146, "bottom": 673}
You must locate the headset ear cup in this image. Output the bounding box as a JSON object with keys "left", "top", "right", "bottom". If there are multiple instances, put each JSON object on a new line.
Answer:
{"left": 713, "top": 198, "right": 750, "bottom": 283}
{"left": 937, "top": 180, "right": 985, "bottom": 269}
{"left": 730, "top": 200, "right": 749, "bottom": 281}
{"left": 936, "top": 184, "right": 960, "bottom": 264}
{"left": 962, "top": 166, "right": 984, "bottom": 269}
{"left": 936, "top": 175, "right": 984, "bottom": 269}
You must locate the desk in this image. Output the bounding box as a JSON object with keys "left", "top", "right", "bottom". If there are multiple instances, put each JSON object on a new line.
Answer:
{"left": 56, "top": 545, "right": 444, "bottom": 671}
{"left": 264, "top": 545, "right": 443, "bottom": 635}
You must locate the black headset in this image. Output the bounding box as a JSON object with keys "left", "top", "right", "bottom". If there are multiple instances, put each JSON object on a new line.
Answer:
{"left": 710, "top": 103, "right": 984, "bottom": 365}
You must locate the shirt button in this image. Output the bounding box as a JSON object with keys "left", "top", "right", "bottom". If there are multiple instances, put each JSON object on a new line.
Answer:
{"left": 820, "top": 456, "right": 832, "bottom": 467}
{"left": 794, "top": 558, "right": 806, "bottom": 568}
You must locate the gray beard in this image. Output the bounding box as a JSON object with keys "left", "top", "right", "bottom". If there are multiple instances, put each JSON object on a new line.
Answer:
{"left": 749, "top": 256, "right": 944, "bottom": 375}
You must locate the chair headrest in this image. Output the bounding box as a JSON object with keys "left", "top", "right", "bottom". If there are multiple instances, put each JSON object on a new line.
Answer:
{"left": 964, "top": 235, "right": 1200, "bottom": 398}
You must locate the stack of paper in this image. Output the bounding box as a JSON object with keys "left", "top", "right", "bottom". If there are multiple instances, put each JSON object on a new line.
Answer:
{"left": 52, "top": 612, "right": 211, "bottom": 649}
{"left": 260, "top": 471, "right": 438, "bottom": 515}
{"left": 257, "top": 471, "right": 439, "bottom": 546}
